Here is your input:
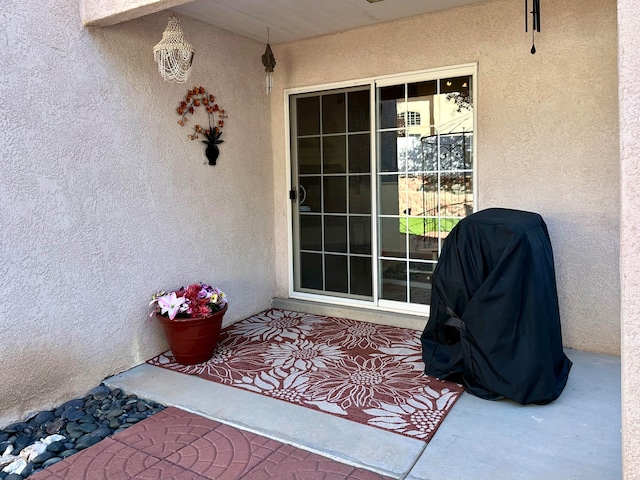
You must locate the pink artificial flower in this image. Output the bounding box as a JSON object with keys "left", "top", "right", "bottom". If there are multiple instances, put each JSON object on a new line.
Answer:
{"left": 157, "top": 292, "right": 186, "bottom": 320}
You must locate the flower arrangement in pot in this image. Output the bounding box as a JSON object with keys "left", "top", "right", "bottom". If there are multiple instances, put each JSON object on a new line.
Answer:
{"left": 150, "top": 283, "right": 227, "bottom": 365}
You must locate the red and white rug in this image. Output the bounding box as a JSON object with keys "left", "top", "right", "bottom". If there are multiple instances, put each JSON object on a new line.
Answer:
{"left": 147, "top": 309, "right": 463, "bottom": 443}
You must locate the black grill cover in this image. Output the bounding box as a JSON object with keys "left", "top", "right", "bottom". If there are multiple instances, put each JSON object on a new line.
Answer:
{"left": 421, "top": 208, "right": 572, "bottom": 405}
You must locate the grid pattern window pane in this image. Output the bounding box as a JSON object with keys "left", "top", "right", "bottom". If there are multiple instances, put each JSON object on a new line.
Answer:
{"left": 377, "top": 74, "right": 474, "bottom": 307}
{"left": 293, "top": 88, "right": 373, "bottom": 300}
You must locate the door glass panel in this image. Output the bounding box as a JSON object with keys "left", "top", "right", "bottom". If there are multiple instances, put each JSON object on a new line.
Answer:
{"left": 349, "top": 175, "right": 371, "bottom": 214}
{"left": 379, "top": 131, "right": 402, "bottom": 173}
{"left": 349, "top": 216, "right": 371, "bottom": 254}
{"left": 380, "top": 260, "right": 407, "bottom": 302}
{"left": 299, "top": 176, "right": 321, "bottom": 213}
{"left": 379, "top": 217, "right": 406, "bottom": 258}
{"left": 440, "top": 171, "right": 473, "bottom": 218}
{"left": 348, "top": 90, "right": 370, "bottom": 132}
{"left": 296, "top": 97, "right": 320, "bottom": 135}
{"left": 298, "top": 138, "right": 321, "bottom": 174}
{"left": 438, "top": 76, "right": 473, "bottom": 133}
{"left": 409, "top": 225, "right": 439, "bottom": 261}
{"left": 404, "top": 81, "right": 437, "bottom": 137}
{"left": 378, "top": 174, "right": 403, "bottom": 216}
{"left": 435, "top": 133, "right": 474, "bottom": 170}
{"left": 301, "top": 253, "right": 323, "bottom": 290}
{"left": 350, "top": 256, "right": 372, "bottom": 296}
{"left": 300, "top": 215, "right": 322, "bottom": 251}
{"left": 404, "top": 174, "right": 437, "bottom": 218}
{"left": 323, "top": 136, "right": 346, "bottom": 173}
{"left": 325, "top": 255, "right": 348, "bottom": 293}
{"left": 324, "top": 216, "right": 347, "bottom": 253}
{"left": 323, "top": 176, "right": 346, "bottom": 213}
{"left": 378, "top": 85, "right": 405, "bottom": 129}
{"left": 348, "top": 134, "right": 370, "bottom": 174}
{"left": 322, "top": 94, "right": 346, "bottom": 134}
{"left": 401, "top": 134, "right": 424, "bottom": 173}
{"left": 409, "top": 262, "right": 435, "bottom": 305}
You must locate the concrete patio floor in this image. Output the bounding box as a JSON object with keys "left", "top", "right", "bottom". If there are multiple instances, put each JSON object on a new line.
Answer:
{"left": 95, "top": 346, "right": 621, "bottom": 480}
{"left": 28, "top": 300, "right": 621, "bottom": 479}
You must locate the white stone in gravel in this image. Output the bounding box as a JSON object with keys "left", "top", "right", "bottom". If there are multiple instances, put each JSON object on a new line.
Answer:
{"left": 19, "top": 435, "right": 66, "bottom": 463}
{"left": 0, "top": 445, "right": 18, "bottom": 469}
{"left": 19, "top": 442, "right": 46, "bottom": 462}
{"left": 0, "top": 455, "right": 18, "bottom": 469}
{"left": 0, "top": 434, "right": 68, "bottom": 473}
{"left": 42, "top": 435, "right": 66, "bottom": 445}
{"left": 2, "top": 457, "right": 26, "bottom": 474}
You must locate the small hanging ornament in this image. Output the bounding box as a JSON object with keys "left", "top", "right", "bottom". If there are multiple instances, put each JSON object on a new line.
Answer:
{"left": 261, "top": 28, "right": 276, "bottom": 95}
{"left": 153, "top": 15, "right": 195, "bottom": 83}
{"left": 525, "top": 0, "right": 541, "bottom": 54}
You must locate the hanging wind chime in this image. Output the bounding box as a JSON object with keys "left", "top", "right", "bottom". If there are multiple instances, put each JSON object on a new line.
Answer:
{"left": 261, "top": 28, "right": 276, "bottom": 95}
{"left": 525, "top": 0, "right": 541, "bottom": 54}
{"left": 153, "top": 15, "right": 195, "bottom": 83}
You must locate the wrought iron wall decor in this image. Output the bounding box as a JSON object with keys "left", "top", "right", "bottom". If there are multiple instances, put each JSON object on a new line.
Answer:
{"left": 525, "top": 0, "right": 541, "bottom": 54}
{"left": 177, "top": 87, "right": 228, "bottom": 166}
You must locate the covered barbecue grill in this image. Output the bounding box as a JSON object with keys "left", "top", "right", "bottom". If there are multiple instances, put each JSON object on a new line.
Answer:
{"left": 421, "top": 208, "right": 572, "bottom": 404}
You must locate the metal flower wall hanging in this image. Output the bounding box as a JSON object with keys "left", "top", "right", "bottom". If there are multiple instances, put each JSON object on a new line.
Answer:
{"left": 177, "top": 87, "right": 228, "bottom": 165}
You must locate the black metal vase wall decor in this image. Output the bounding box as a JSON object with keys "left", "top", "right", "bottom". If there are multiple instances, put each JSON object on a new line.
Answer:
{"left": 203, "top": 129, "right": 223, "bottom": 166}
{"left": 176, "top": 86, "right": 228, "bottom": 165}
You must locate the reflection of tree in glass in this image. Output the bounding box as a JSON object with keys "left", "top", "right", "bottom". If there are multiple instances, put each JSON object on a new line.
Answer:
{"left": 397, "top": 132, "right": 472, "bottom": 172}
{"left": 446, "top": 92, "right": 472, "bottom": 113}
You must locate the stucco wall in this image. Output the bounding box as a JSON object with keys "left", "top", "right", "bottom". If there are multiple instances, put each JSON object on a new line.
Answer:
{"left": 619, "top": 0, "right": 640, "bottom": 475}
{"left": 270, "top": 0, "right": 620, "bottom": 355}
{"left": 0, "top": 1, "right": 275, "bottom": 426}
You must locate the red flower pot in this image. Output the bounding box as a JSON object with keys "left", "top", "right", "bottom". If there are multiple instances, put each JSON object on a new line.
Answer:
{"left": 157, "top": 304, "right": 227, "bottom": 365}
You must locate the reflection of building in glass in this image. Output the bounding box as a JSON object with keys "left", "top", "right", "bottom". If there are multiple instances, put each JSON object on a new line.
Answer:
{"left": 397, "top": 111, "right": 422, "bottom": 127}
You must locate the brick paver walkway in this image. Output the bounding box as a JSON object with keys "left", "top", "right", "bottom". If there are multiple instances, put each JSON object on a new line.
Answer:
{"left": 29, "top": 407, "right": 392, "bottom": 479}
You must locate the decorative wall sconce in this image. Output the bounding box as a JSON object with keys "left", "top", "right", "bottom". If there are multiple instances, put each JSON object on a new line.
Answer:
{"left": 525, "top": 0, "right": 541, "bottom": 54}
{"left": 261, "top": 28, "right": 276, "bottom": 95}
{"left": 153, "top": 15, "right": 195, "bottom": 83}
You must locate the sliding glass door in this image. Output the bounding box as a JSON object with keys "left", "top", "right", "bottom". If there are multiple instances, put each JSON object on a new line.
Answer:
{"left": 289, "top": 65, "right": 475, "bottom": 312}
{"left": 376, "top": 75, "right": 473, "bottom": 308}
{"left": 290, "top": 87, "right": 373, "bottom": 299}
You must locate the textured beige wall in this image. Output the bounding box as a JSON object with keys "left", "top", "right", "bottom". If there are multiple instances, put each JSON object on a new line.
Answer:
{"left": 0, "top": 1, "right": 275, "bottom": 426}
{"left": 270, "top": 0, "right": 620, "bottom": 354}
{"left": 619, "top": 0, "right": 640, "bottom": 475}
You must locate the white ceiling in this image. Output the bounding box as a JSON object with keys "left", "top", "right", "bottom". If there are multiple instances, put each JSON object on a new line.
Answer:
{"left": 173, "top": 0, "right": 489, "bottom": 44}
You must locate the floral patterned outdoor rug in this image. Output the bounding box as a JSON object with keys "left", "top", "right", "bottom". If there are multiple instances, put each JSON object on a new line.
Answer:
{"left": 146, "top": 309, "right": 463, "bottom": 442}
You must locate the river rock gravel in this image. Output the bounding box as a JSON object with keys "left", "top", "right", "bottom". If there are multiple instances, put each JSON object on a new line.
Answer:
{"left": 0, "top": 385, "right": 165, "bottom": 478}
